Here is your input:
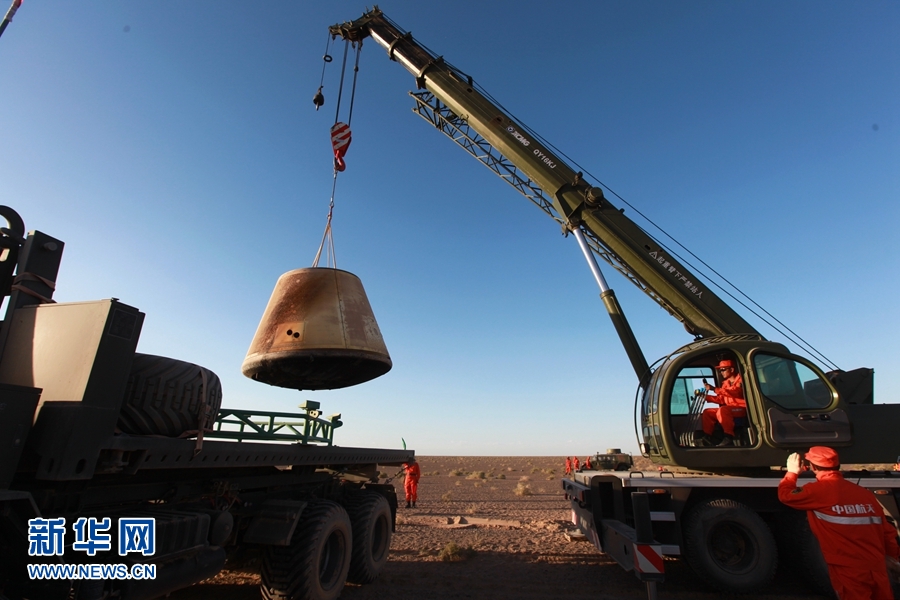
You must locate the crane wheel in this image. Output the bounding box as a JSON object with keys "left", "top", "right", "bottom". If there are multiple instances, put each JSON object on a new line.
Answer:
{"left": 344, "top": 492, "right": 392, "bottom": 584}
{"left": 774, "top": 510, "right": 834, "bottom": 598}
{"left": 682, "top": 498, "right": 777, "bottom": 593}
{"left": 260, "top": 500, "right": 352, "bottom": 600}
{"left": 118, "top": 353, "right": 223, "bottom": 437}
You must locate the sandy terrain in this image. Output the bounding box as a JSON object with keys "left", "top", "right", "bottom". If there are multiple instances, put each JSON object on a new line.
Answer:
{"left": 169, "top": 456, "right": 835, "bottom": 600}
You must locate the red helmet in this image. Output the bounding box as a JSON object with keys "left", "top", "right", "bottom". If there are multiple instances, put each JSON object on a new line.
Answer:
{"left": 716, "top": 359, "right": 736, "bottom": 370}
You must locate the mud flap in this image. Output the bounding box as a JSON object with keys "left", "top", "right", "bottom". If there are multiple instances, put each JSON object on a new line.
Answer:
{"left": 243, "top": 499, "right": 308, "bottom": 546}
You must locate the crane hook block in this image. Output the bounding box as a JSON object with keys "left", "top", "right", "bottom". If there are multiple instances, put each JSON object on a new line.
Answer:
{"left": 313, "top": 86, "right": 325, "bottom": 111}
{"left": 331, "top": 122, "right": 351, "bottom": 171}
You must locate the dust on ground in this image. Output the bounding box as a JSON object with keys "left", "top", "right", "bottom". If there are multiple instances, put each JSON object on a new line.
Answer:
{"left": 169, "top": 456, "right": 832, "bottom": 600}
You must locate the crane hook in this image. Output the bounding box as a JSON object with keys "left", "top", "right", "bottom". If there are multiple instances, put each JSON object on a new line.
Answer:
{"left": 313, "top": 86, "right": 325, "bottom": 111}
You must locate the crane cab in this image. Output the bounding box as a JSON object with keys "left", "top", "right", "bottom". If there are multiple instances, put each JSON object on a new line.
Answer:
{"left": 637, "top": 335, "right": 865, "bottom": 472}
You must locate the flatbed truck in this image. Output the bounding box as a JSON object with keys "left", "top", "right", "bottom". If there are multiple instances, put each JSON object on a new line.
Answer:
{"left": 0, "top": 206, "right": 412, "bottom": 600}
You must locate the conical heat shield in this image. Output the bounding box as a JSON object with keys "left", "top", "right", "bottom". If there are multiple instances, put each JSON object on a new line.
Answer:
{"left": 242, "top": 268, "right": 392, "bottom": 390}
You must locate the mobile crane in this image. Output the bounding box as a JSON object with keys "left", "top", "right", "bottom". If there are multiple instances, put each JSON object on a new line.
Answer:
{"left": 329, "top": 8, "right": 900, "bottom": 595}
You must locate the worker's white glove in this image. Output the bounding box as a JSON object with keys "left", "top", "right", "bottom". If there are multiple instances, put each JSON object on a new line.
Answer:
{"left": 786, "top": 452, "right": 803, "bottom": 474}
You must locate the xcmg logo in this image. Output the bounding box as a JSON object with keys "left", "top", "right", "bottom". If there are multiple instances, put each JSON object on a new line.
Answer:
{"left": 505, "top": 125, "right": 557, "bottom": 168}
{"left": 506, "top": 126, "right": 531, "bottom": 147}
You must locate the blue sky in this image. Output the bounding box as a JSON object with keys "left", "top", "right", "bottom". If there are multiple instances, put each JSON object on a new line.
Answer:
{"left": 3, "top": 1, "right": 898, "bottom": 456}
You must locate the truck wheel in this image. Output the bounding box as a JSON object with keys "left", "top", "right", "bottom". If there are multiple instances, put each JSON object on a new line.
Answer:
{"left": 118, "top": 354, "right": 223, "bottom": 437}
{"left": 260, "top": 500, "right": 352, "bottom": 600}
{"left": 682, "top": 498, "right": 777, "bottom": 593}
{"left": 345, "top": 492, "right": 392, "bottom": 584}
{"left": 776, "top": 511, "right": 834, "bottom": 598}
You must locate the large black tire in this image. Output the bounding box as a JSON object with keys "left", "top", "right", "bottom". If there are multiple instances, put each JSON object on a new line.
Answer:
{"left": 260, "top": 500, "right": 352, "bottom": 600}
{"left": 118, "top": 353, "right": 223, "bottom": 437}
{"left": 345, "top": 492, "right": 392, "bottom": 584}
{"left": 775, "top": 510, "right": 834, "bottom": 598}
{"left": 682, "top": 498, "right": 778, "bottom": 593}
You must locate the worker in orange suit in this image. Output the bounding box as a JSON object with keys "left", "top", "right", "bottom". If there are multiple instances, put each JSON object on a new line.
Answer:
{"left": 778, "top": 446, "right": 900, "bottom": 600}
{"left": 402, "top": 457, "right": 421, "bottom": 508}
{"left": 565, "top": 457, "right": 572, "bottom": 475}
{"left": 700, "top": 359, "right": 746, "bottom": 447}
{"left": 573, "top": 456, "right": 580, "bottom": 472}
{"left": 584, "top": 456, "right": 592, "bottom": 471}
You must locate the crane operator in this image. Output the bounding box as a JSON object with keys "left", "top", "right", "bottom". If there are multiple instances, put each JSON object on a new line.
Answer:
{"left": 700, "top": 359, "right": 746, "bottom": 447}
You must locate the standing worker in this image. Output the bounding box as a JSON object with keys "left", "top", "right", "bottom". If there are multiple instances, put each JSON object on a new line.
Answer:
{"left": 402, "top": 457, "right": 421, "bottom": 508}
{"left": 700, "top": 359, "right": 746, "bottom": 447}
{"left": 573, "top": 456, "right": 580, "bottom": 472}
{"left": 778, "top": 446, "right": 900, "bottom": 599}
{"left": 584, "top": 455, "right": 592, "bottom": 471}
{"left": 565, "top": 457, "right": 572, "bottom": 476}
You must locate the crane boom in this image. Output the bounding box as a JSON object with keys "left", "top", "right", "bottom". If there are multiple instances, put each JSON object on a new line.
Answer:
{"left": 329, "top": 8, "right": 760, "bottom": 342}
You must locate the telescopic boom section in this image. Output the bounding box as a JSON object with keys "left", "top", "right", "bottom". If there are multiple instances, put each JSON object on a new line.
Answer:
{"left": 329, "top": 9, "right": 760, "bottom": 342}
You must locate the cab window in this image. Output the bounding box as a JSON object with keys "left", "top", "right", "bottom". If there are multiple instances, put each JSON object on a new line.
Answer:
{"left": 670, "top": 367, "right": 714, "bottom": 415}
{"left": 753, "top": 353, "right": 833, "bottom": 410}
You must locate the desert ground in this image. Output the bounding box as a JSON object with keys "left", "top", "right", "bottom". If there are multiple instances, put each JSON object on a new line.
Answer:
{"left": 169, "top": 455, "right": 840, "bottom": 600}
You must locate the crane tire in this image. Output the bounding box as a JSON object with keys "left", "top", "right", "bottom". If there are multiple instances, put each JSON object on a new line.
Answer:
{"left": 344, "top": 492, "right": 392, "bottom": 584}
{"left": 260, "top": 500, "right": 352, "bottom": 600}
{"left": 118, "top": 353, "right": 223, "bottom": 437}
{"left": 682, "top": 498, "right": 777, "bottom": 593}
{"left": 776, "top": 510, "right": 835, "bottom": 598}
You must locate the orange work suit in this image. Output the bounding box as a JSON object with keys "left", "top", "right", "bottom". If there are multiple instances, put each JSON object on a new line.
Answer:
{"left": 701, "top": 374, "right": 746, "bottom": 436}
{"left": 778, "top": 470, "right": 900, "bottom": 600}
{"left": 564, "top": 458, "right": 571, "bottom": 475}
{"left": 403, "top": 462, "right": 421, "bottom": 503}
{"left": 573, "top": 457, "right": 580, "bottom": 472}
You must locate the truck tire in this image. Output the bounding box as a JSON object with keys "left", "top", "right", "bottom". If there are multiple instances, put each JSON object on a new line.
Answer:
{"left": 260, "top": 500, "right": 352, "bottom": 600}
{"left": 345, "top": 492, "right": 392, "bottom": 584}
{"left": 682, "top": 498, "right": 777, "bottom": 593}
{"left": 776, "top": 510, "right": 834, "bottom": 598}
{"left": 118, "top": 354, "right": 223, "bottom": 437}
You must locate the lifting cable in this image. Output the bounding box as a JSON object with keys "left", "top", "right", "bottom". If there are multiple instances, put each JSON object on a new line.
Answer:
{"left": 312, "top": 33, "right": 332, "bottom": 111}
{"left": 312, "top": 38, "right": 363, "bottom": 269}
